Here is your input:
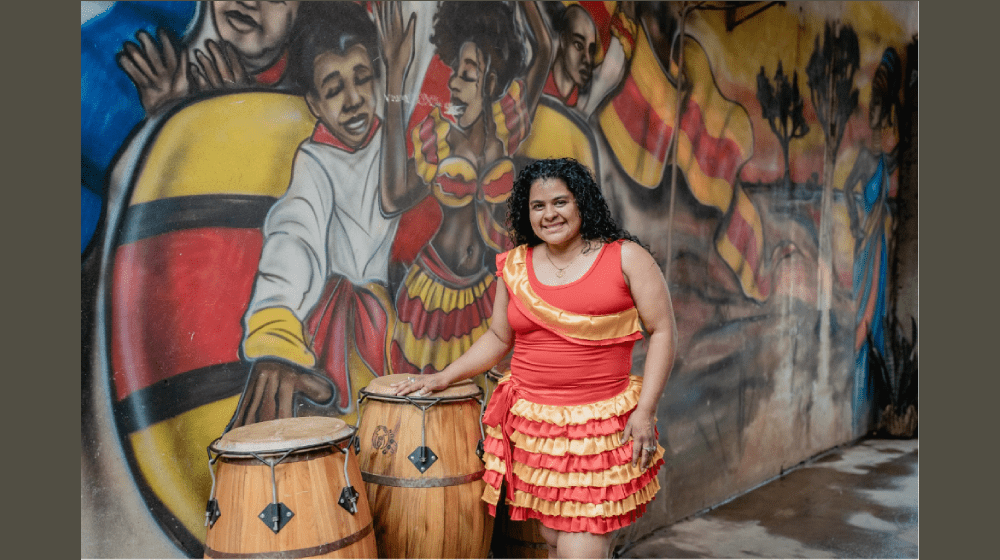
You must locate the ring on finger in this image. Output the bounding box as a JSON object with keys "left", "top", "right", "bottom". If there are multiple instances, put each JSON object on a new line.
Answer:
{"left": 643, "top": 446, "right": 657, "bottom": 451}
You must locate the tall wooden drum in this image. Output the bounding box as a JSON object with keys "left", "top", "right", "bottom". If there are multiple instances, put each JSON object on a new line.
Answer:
{"left": 356, "top": 374, "right": 493, "bottom": 558}
{"left": 204, "top": 417, "right": 377, "bottom": 559}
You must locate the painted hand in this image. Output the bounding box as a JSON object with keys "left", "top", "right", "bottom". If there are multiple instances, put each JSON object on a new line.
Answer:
{"left": 117, "top": 28, "right": 191, "bottom": 116}
{"left": 190, "top": 40, "right": 250, "bottom": 91}
{"left": 229, "top": 359, "right": 336, "bottom": 428}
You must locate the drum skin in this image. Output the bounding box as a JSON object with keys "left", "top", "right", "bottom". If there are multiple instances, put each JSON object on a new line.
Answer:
{"left": 204, "top": 418, "right": 378, "bottom": 559}
{"left": 356, "top": 375, "right": 493, "bottom": 558}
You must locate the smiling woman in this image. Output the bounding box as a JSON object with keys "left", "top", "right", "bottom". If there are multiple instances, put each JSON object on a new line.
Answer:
{"left": 392, "top": 158, "right": 678, "bottom": 559}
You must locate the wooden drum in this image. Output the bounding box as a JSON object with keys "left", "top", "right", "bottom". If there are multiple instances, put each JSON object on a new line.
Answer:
{"left": 204, "top": 417, "right": 377, "bottom": 559}
{"left": 356, "top": 374, "right": 493, "bottom": 558}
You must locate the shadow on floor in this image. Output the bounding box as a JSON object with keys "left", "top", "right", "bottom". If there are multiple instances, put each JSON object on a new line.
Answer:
{"left": 619, "top": 438, "right": 918, "bottom": 559}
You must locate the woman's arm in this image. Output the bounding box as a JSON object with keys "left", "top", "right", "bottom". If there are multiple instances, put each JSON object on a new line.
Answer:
{"left": 619, "top": 240, "right": 677, "bottom": 468}
{"left": 392, "top": 277, "right": 514, "bottom": 395}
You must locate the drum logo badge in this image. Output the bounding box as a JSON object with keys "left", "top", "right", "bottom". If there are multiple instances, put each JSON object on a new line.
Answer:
{"left": 371, "top": 425, "right": 398, "bottom": 455}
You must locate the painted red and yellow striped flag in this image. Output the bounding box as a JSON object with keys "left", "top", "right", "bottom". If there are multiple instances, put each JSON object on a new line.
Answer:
{"left": 674, "top": 36, "right": 769, "bottom": 301}
{"left": 596, "top": 21, "right": 674, "bottom": 188}
{"left": 598, "top": 29, "right": 768, "bottom": 300}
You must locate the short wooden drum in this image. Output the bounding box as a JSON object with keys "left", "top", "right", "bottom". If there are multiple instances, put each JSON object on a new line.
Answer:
{"left": 356, "top": 374, "right": 494, "bottom": 558}
{"left": 204, "top": 417, "right": 377, "bottom": 559}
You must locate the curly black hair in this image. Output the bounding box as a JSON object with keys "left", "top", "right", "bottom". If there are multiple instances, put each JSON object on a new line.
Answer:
{"left": 506, "top": 158, "right": 647, "bottom": 251}
{"left": 287, "top": 1, "right": 381, "bottom": 96}
{"left": 430, "top": 1, "right": 525, "bottom": 102}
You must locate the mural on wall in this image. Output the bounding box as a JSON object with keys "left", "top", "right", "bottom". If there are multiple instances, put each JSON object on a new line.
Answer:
{"left": 82, "top": 2, "right": 917, "bottom": 557}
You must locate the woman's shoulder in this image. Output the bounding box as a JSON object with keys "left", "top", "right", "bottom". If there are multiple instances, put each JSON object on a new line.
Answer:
{"left": 496, "top": 244, "right": 530, "bottom": 273}
{"left": 616, "top": 239, "right": 656, "bottom": 272}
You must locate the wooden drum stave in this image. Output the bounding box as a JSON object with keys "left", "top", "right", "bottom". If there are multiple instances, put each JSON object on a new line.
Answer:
{"left": 204, "top": 417, "right": 378, "bottom": 559}
{"left": 355, "top": 374, "right": 493, "bottom": 558}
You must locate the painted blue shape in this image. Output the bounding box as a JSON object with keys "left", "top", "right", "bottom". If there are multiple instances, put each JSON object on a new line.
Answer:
{"left": 863, "top": 156, "right": 884, "bottom": 212}
{"left": 82, "top": 186, "right": 102, "bottom": 253}
{"left": 81, "top": 2, "right": 197, "bottom": 253}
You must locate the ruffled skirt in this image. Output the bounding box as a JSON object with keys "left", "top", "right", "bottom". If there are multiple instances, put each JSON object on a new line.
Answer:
{"left": 481, "top": 375, "right": 664, "bottom": 534}
{"left": 390, "top": 245, "right": 496, "bottom": 375}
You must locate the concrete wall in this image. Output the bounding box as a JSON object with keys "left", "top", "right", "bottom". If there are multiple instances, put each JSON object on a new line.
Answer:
{"left": 81, "top": 2, "right": 918, "bottom": 557}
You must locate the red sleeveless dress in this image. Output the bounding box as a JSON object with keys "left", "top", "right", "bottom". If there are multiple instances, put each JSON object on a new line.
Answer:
{"left": 481, "top": 241, "right": 665, "bottom": 534}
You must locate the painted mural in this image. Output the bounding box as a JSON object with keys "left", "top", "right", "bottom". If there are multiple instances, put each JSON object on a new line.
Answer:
{"left": 81, "top": 2, "right": 918, "bottom": 557}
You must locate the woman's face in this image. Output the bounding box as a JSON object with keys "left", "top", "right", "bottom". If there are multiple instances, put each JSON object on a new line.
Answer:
{"left": 447, "top": 42, "right": 487, "bottom": 129}
{"left": 212, "top": 1, "right": 300, "bottom": 72}
{"left": 528, "top": 177, "right": 583, "bottom": 248}
{"left": 306, "top": 44, "right": 377, "bottom": 150}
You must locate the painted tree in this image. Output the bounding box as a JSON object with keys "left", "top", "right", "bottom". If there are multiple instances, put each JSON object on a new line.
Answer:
{"left": 804, "top": 21, "right": 859, "bottom": 446}
{"left": 756, "top": 61, "right": 810, "bottom": 189}
{"left": 805, "top": 21, "right": 859, "bottom": 313}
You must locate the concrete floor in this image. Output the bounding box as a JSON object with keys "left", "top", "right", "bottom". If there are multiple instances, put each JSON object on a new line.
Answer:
{"left": 618, "top": 438, "right": 918, "bottom": 559}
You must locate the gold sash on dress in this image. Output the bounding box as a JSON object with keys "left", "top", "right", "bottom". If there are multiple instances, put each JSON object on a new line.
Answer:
{"left": 501, "top": 245, "right": 643, "bottom": 344}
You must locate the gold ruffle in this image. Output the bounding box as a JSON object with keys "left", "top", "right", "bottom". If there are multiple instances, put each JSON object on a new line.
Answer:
{"left": 401, "top": 263, "right": 493, "bottom": 313}
{"left": 482, "top": 480, "right": 502, "bottom": 505}
{"left": 507, "top": 376, "right": 644, "bottom": 426}
{"left": 483, "top": 452, "right": 507, "bottom": 475}
{"left": 481, "top": 442, "right": 665, "bottom": 485}
{"left": 394, "top": 318, "right": 489, "bottom": 372}
{"left": 511, "top": 432, "right": 628, "bottom": 456}
{"left": 503, "top": 245, "right": 642, "bottom": 343}
{"left": 485, "top": 424, "right": 628, "bottom": 456}
{"left": 511, "top": 448, "right": 664, "bottom": 488}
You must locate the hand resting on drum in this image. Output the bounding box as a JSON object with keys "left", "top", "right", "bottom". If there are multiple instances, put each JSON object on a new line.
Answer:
{"left": 389, "top": 372, "right": 453, "bottom": 397}
{"left": 229, "top": 359, "right": 337, "bottom": 428}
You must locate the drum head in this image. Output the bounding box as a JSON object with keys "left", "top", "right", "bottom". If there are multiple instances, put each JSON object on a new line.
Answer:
{"left": 212, "top": 416, "right": 353, "bottom": 455}
{"left": 362, "top": 374, "right": 481, "bottom": 401}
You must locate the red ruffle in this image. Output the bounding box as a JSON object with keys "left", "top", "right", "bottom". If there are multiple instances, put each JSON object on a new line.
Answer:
{"left": 512, "top": 444, "right": 635, "bottom": 473}
{"left": 509, "top": 462, "right": 663, "bottom": 504}
{"left": 483, "top": 433, "right": 656, "bottom": 474}
{"left": 394, "top": 284, "right": 493, "bottom": 340}
{"left": 483, "top": 469, "right": 504, "bottom": 489}
{"left": 507, "top": 412, "right": 630, "bottom": 439}
{"left": 492, "top": 503, "right": 652, "bottom": 535}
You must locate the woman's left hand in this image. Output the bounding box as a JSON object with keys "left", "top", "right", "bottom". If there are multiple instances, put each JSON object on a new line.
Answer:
{"left": 621, "top": 411, "right": 659, "bottom": 470}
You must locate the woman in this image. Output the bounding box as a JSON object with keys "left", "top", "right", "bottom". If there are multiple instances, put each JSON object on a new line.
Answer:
{"left": 377, "top": 1, "right": 554, "bottom": 376}
{"left": 393, "top": 158, "right": 677, "bottom": 558}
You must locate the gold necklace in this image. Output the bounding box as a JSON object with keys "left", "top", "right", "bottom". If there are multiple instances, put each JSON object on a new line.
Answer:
{"left": 544, "top": 246, "right": 580, "bottom": 278}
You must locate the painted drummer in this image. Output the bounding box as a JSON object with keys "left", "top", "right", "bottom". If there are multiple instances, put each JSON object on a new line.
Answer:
{"left": 231, "top": 2, "right": 397, "bottom": 428}
{"left": 393, "top": 158, "right": 677, "bottom": 559}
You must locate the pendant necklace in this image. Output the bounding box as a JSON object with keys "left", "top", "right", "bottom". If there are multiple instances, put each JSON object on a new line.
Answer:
{"left": 544, "top": 246, "right": 580, "bottom": 278}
